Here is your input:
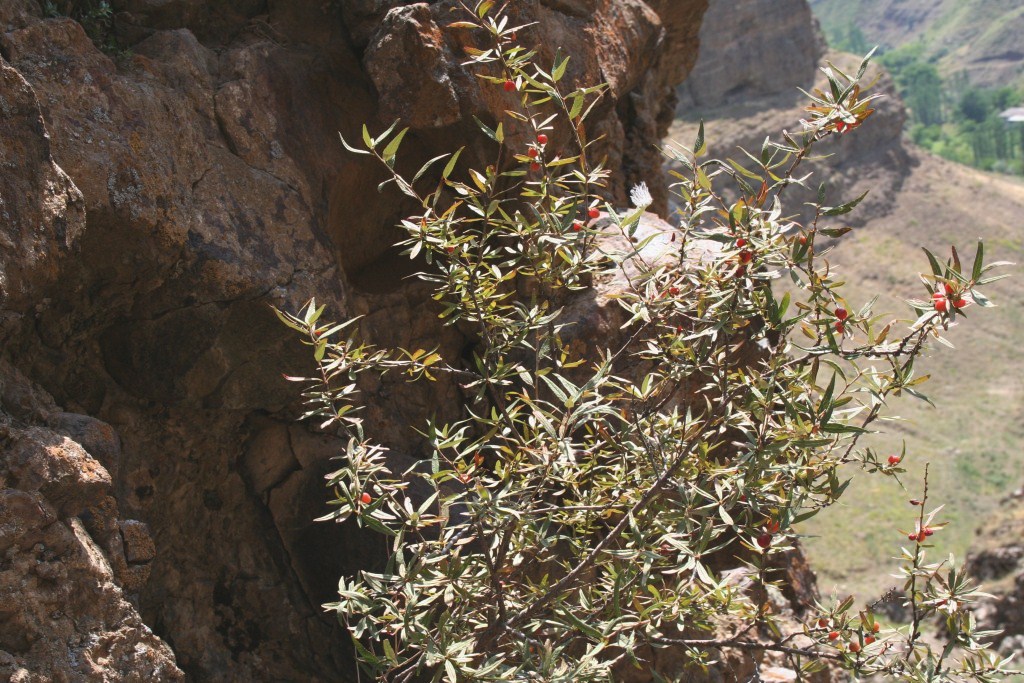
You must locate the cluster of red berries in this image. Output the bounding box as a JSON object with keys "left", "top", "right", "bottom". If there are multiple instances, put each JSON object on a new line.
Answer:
{"left": 932, "top": 283, "right": 967, "bottom": 313}
{"left": 834, "top": 307, "right": 848, "bottom": 335}
{"left": 822, "top": 620, "right": 879, "bottom": 651}
{"left": 527, "top": 133, "right": 548, "bottom": 172}
{"left": 756, "top": 520, "right": 781, "bottom": 549}
{"left": 835, "top": 119, "right": 859, "bottom": 134}
{"left": 569, "top": 204, "right": 598, "bottom": 233}
{"left": 727, "top": 237, "right": 752, "bottom": 278}
{"left": 908, "top": 526, "right": 935, "bottom": 542}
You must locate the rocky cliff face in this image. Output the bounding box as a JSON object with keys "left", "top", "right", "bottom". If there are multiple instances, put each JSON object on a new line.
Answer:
{"left": 0, "top": 0, "right": 708, "bottom": 679}
{"left": 678, "top": 0, "right": 825, "bottom": 109}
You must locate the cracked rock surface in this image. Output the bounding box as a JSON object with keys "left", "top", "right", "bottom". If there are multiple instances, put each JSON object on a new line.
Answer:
{"left": 0, "top": 0, "right": 710, "bottom": 679}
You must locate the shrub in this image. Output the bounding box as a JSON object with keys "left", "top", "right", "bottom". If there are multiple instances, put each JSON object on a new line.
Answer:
{"left": 280, "top": 4, "right": 1014, "bottom": 680}
{"left": 43, "top": 0, "right": 124, "bottom": 56}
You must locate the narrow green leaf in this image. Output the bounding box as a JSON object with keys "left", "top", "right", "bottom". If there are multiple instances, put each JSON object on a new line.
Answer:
{"left": 442, "top": 147, "right": 464, "bottom": 179}
{"left": 552, "top": 51, "right": 569, "bottom": 82}
{"left": 922, "top": 247, "right": 943, "bottom": 278}
{"left": 822, "top": 190, "right": 868, "bottom": 216}
{"left": 382, "top": 126, "right": 409, "bottom": 161}
{"left": 472, "top": 115, "right": 498, "bottom": 142}
{"left": 339, "top": 132, "right": 371, "bottom": 155}
{"left": 568, "top": 94, "right": 584, "bottom": 120}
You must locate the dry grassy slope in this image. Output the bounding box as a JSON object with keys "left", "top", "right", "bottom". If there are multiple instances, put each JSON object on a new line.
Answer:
{"left": 666, "top": 106, "right": 1024, "bottom": 601}
{"left": 809, "top": 0, "right": 1024, "bottom": 89}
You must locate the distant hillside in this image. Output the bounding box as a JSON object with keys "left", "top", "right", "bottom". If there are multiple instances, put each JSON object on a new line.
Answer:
{"left": 675, "top": 0, "right": 1024, "bottom": 608}
{"left": 810, "top": 0, "right": 1024, "bottom": 89}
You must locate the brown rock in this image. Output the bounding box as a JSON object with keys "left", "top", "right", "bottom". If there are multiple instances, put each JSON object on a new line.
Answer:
{"left": 8, "top": 428, "right": 111, "bottom": 518}
{"left": 966, "top": 487, "right": 1024, "bottom": 657}
{"left": 119, "top": 519, "right": 156, "bottom": 563}
{"left": 49, "top": 412, "right": 122, "bottom": 479}
{"left": 0, "top": 0, "right": 721, "bottom": 679}
{"left": 0, "top": 363, "right": 59, "bottom": 424}
{"left": 242, "top": 421, "right": 298, "bottom": 495}
{"left": 0, "top": 362, "right": 180, "bottom": 679}
{"left": 0, "top": 517, "right": 183, "bottom": 681}
{"left": 0, "top": 488, "right": 54, "bottom": 554}
{"left": 0, "top": 57, "right": 85, "bottom": 326}
{"left": 365, "top": 4, "right": 462, "bottom": 129}
{"left": 678, "top": 0, "right": 825, "bottom": 109}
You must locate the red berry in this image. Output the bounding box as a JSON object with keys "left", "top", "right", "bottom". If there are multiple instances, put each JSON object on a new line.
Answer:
{"left": 835, "top": 321, "right": 845, "bottom": 334}
{"left": 888, "top": 455, "right": 901, "bottom": 466}
{"left": 828, "top": 631, "right": 839, "bottom": 641}
{"left": 872, "top": 623, "right": 881, "bottom": 633}
{"left": 669, "top": 286, "right": 679, "bottom": 296}
{"left": 588, "top": 207, "right": 600, "bottom": 219}
{"left": 849, "top": 642, "right": 861, "bottom": 653}
{"left": 944, "top": 282, "right": 955, "bottom": 296}
{"left": 818, "top": 618, "right": 829, "bottom": 628}
{"left": 756, "top": 532, "right": 772, "bottom": 549}
{"left": 736, "top": 265, "right": 747, "bottom": 277}
{"left": 530, "top": 162, "right": 541, "bottom": 172}
{"left": 572, "top": 221, "right": 583, "bottom": 232}
{"left": 835, "top": 307, "right": 848, "bottom": 321}
{"left": 736, "top": 238, "right": 747, "bottom": 248}
{"left": 536, "top": 133, "right": 548, "bottom": 145}
{"left": 360, "top": 492, "right": 372, "bottom": 505}
{"left": 933, "top": 292, "right": 948, "bottom": 312}
{"left": 953, "top": 298, "right": 967, "bottom": 309}
{"left": 864, "top": 636, "right": 875, "bottom": 645}
{"left": 446, "top": 245, "right": 455, "bottom": 253}
{"left": 797, "top": 235, "right": 808, "bottom": 246}
{"left": 923, "top": 527, "right": 934, "bottom": 537}
{"left": 739, "top": 250, "right": 752, "bottom": 264}
{"left": 503, "top": 79, "right": 516, "bottom": 92}
{"left": 836, "top": 121, "right": 850, "bottom": 134}
{"left": 766, "top": 520, "right": 781, "bottom": 534}
{"left": 527, "top": 147, "right": 539, "bottom": 159}
{"left": 908, "top": 533, "right": 918, "bottom": 541}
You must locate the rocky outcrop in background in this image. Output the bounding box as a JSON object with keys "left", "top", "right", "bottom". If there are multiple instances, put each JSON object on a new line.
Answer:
{"left": 967, "top": 487, "right": 1024, "bottom": 659}
{"left": 677, "top": 0, "right": 825, "bottom": 109}
{"left": 0, "top": 0, "right": 709, "bottom": 679}
{"left": 669, "top": 0, "right": 911, "bottom": 228}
